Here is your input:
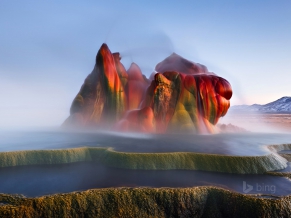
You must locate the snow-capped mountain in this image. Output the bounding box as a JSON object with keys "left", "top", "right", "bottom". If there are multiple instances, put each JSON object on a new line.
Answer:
{"left": 230, "top": 96, "right": 291, "bottom": 113}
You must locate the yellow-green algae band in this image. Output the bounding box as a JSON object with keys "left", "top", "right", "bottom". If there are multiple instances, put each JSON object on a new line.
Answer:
{"left": 0, "top": 187, "right": 290, "bottom": 218}
{"left": 0, "top": 146, "right": 288, "bottom": 174}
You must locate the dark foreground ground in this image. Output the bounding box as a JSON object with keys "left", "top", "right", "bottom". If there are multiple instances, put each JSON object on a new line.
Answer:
{"left": 1, "top": 187, "right": 291, "bottom": 218}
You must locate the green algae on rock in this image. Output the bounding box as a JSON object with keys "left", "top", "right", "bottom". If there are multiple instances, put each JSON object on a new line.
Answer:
{"left": 0, "top": 187, "right": 290, "bottom": 218}
{"left": 0, "top": 146, "right": 288, "bottom": 174}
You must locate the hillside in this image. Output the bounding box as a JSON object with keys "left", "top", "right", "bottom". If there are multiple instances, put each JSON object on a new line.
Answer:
{"left": 230, "top": 97, "right": 291, "bottom": 113}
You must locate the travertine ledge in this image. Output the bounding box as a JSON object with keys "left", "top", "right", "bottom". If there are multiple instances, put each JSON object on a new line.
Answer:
{"left": 0, "top": 145, "right": 288, "bottom": 174}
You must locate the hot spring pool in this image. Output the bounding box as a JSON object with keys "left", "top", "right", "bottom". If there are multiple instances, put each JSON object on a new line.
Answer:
{"left": 0, "top": 129, "right": 291, "bottom": 198}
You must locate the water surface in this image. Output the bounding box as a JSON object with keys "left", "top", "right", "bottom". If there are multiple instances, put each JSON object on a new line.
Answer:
{"left": 0, "top": 162, "right": 290, "bottom": 197}
{"left": 1, "top": 130, "right": 291, "bottom": 156}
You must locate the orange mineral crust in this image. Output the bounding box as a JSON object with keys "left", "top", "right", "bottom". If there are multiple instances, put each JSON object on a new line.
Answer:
{"left": 113, "top": 106, "right": 155, "bottom": 133}
{"left": 63, "top": 43, "right": 232, "bottom": 134}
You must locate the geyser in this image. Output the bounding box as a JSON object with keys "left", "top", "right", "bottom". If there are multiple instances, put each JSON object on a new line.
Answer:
{"left": 63, "top": 43, "right": 232, "bottom": 133}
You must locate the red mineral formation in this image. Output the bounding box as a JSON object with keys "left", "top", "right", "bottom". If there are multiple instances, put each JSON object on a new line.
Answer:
{"left": 113, "top": 106, "right": 155, "bottom": 133}
{"left": 116, "top": 53, "right": 232, "bottom": 133}
{"left": 63, "top": 44, "right": 232, "bottom": 134}
{"left": 155, "top": 53, "right": 209, "bottom": 75}
{"left": 63, "top": 44, "right": 127, "bottom": 128}
{"left": 126, "top": 63, "right": 149, "bottom": 110}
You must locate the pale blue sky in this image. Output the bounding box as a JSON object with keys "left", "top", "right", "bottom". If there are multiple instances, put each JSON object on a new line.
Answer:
{"left": 1, "top": 1, "right": 291, "bottom": 127}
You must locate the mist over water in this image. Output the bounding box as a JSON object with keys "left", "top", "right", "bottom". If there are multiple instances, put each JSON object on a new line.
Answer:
{"left": 1, "top": 130, "right": 291, "bottom": 156}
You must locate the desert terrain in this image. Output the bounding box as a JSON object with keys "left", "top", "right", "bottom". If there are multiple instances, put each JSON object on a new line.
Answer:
{"left": 219, "top": 112, "right": 291, "bottom": 133}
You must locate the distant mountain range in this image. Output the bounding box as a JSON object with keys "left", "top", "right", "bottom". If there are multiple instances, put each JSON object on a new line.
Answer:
{"left": 230, "top": 96, "right": 291, "bottom": 113}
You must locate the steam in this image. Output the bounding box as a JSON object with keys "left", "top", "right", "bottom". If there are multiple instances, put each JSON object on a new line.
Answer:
{"left": 219, "top": 111, "right": 291, "bottom": 134}
{"left": 105, "top": 15, "right": 175, "bottom": 77}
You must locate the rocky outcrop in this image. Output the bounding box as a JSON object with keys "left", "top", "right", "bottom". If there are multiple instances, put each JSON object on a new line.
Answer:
{"left": 155, "top": 53, "right": 209, "bottom": 75}
{"left": 63, "top": 44, "right": 128, "bottom": 128}
{"left": 63, "top": 43, "right": 232, "bottom": 134}
{"left": 126, "top": 63, "right": 149, "bottom": 110}
{"left": 118, "top": 55, "right": 232, "bottom": 133}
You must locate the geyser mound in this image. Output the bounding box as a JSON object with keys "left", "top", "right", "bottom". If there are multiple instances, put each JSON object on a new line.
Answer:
{"left": 63, "top": 43, "right": 232, "bottom": 133}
